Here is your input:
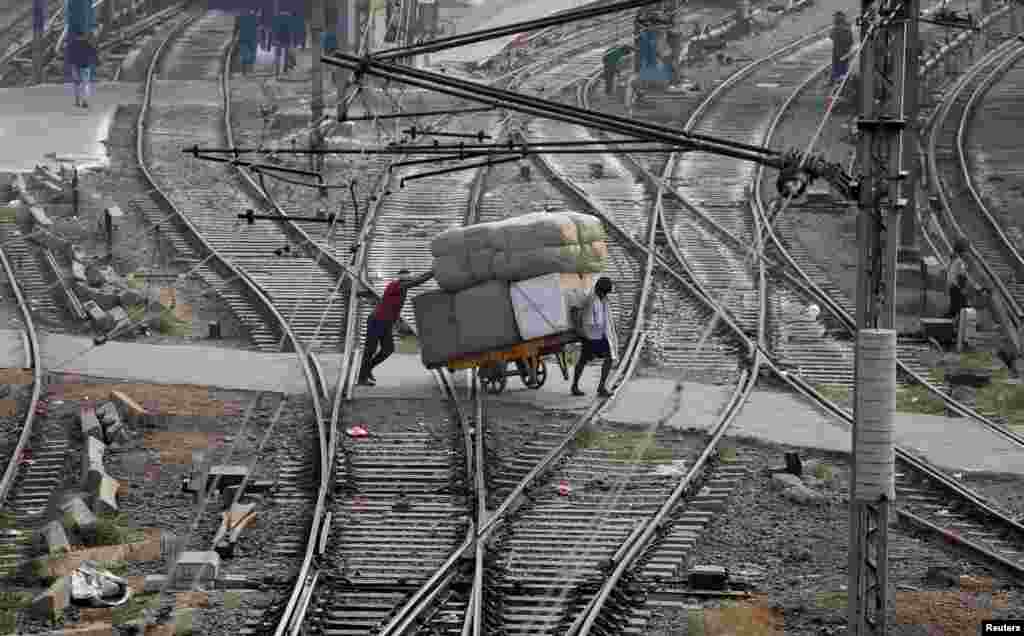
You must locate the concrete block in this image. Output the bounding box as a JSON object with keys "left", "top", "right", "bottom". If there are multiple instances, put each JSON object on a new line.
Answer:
{"left": 60, "top": 495, "right": 98, "bottom": 536}
{"left": 79, "top": 406, "right": 102, "bottom": 440}
{"left": 110, "top": 390, "right": 152, "bottom": 428}
{"left": 83, "top": 300, "right": 114, "bottom": 331}
{"left": 30, "top": 575, "right": 70, "bottom": 619}
{"left": 80, "top": 437, "right": 106, "bottom": 485}
{"left": 85, "top": 263, "right": 106, "bottom": 287}
{"left": 172, "top": 551, "right": 220, "bottom": 586}
{"left": 88, "top": 470, "right": 120, "bottom": 514}
{"left": 39, "top": 519, "right": 70, "bottom": 555}
{"left": 29, "top": 205, "right": 53, "bottom": 229}
{"left": 108, "top": 305, "right": 129, "bottom": 327}
{"left": 71, "top": 261, "right": 87, "bottom": 283}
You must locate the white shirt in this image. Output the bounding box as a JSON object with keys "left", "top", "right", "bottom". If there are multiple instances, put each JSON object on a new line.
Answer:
{"left": 947, "top": 256, "right": 966, "bottom": 287}
{"left": 582, "top": 293, "right": 609, "bottom": 341}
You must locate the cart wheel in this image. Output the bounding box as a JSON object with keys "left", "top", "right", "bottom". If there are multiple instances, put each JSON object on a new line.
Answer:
{"left": 522, "top": 358, "right": 548, "bottom": 389}
{"left": 481, "top": 364, "right": 507, "bottom": 394}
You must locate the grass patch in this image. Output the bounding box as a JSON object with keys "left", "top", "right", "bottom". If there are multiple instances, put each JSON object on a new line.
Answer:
{"left": 0, "top": 511, "right": 15, "bottom": 530}
{"left": 0, "top": 609, "right": 15, "bottom": 634}
{"left": 687, "top": 609, "right": 705, "bottom": 636}
{"left": 813, "top": 463, "right": 833, "bottom": 480}
{"left": 813, "top": 384, "right": 851, "bottom": 405}
{"left": 156, "top": 309, "right": 189, "bottom": 336}
{"left": 575, "top": 429, "right": 674, "bottom": 463}
{"left": 815, "top": 590, "right": 848, "bottom": 610}
{"left": 125, "top": 273, "right": 144, "bottom": 289}
{"left": 0, "top": 591, "right": 31, "bottom": 611}
{"left": 111, "top": 593, "right": 160, "bottom": 626}
{"left": 94, "top": 514, "right": 145, "bottom": 546}
{"left": 957, "top": 351, "right": 996, "bottom": 370}
{"left": 896, "top": 384, "right": 947, "bottom": 415}
{"left": 395, "top": 335, "right": 420, "bottom": 354}
{"left": 978, "top": 381, "right": 1024, "bottom": 428}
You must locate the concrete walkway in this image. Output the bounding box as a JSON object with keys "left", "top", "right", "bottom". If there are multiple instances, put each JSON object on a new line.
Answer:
{"left": 2, "top": 329, "right": 1023, "bottom": 475}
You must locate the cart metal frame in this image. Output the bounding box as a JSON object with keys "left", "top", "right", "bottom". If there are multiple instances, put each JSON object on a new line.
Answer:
{"left": 431, "top": 332, "right": 581, "bottom": 394}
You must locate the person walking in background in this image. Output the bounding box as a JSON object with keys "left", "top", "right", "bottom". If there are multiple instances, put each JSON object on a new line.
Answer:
{"left": 238, "top": 11, "right": 258, "bottom": 76}
{"left": 358, "top": 269, "right": 433, "bottom": 386}
{"left": 65, "top": 0, "right": 97, "bottom": 108}
{"left": 602, "top": 45, "right": 630, "bottom": 96}
{"left": 571, "top": 276, "right": 616, "bottom": 398}
{"left": 830, "top": 11, "right": 854, "bottom": 88}
{"left": 947, "top": 238, "right": 970, "bottom": 321}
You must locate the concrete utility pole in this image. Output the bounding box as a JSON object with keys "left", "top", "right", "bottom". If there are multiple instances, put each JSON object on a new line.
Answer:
{"left": 32, "top": 0, "right": 44, "bottom": 85}
{"left": 848, "top": 0, "right": 919, "bottom": 631}
{"left": 312, "top": 0, "right": 325, "bottom": 124}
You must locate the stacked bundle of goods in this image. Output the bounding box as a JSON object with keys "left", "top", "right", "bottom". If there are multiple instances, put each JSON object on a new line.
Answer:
{"left": 414, "top": 213, "right": 609, "bottom": 366}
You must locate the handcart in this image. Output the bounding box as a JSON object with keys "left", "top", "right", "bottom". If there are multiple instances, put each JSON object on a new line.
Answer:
{"left": 433, "top": 332, "right": 581, "bottom": 395}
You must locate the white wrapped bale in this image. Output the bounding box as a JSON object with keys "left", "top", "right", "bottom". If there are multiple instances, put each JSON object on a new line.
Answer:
{"left": 565, "top": 212, "right": 608, "bottom": 244}
{"left": 431, "top": 223, "right": 502, "bottom": 257}
{"left": 492, "top": 244, "right": 582, "bottom": 282}
{"left": 510, "top": 273, "right": 591, "bottom": 341}
{"left": 577, "top": 240, "right": 609, "bottom": 273}
{"left": 468, "top": 248, "right": 496, "bottom": 281}
{"left": 454, "top": 280, "right": 521, "bottom": 355}
{"left": 434, "top": 251, "right": 476, "bottom": 293}
{"left": 498, "top": 212, "right": 579, "bottom": 252}
{"left": 413, "top": 291, "right": 460, "bottom": 367}
{"left": 566, "top": 273, "right": 595, "bottom": 309}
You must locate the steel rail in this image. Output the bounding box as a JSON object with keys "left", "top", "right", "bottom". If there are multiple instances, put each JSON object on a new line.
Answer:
{"left": 214, "top": 35, "right": 338, "bottom": 636}
{"left": 598, "top": 12, "right": 1024, "bottom": 447}
{"left": 956, "top": 40, "right": 1024, "bottom": 322}
{"left": 379, "top": 27, "right": 660, "bottom": 631}
{"left": 0, "top": 230, "right": 44, "bottom": 508}
{"left": 742, "top": 15, "right": 1024, "bottom": 581}
{"left": 746, "top": 13, "right": 1024, "bottom": 445}
{"left": 308, "top": 22, "right": 504, "bottom": 636}
{"left": 928, "top": 37, "right": 1024, "bottom": 337}
{"left": 572, "top": 19, "right": 1024, "bottom": 627}
{"left": 138, "top": 16, "right": 331, "bottom": 634}
{"left": 568, "top": 27, "right": 807, "bottom": 632}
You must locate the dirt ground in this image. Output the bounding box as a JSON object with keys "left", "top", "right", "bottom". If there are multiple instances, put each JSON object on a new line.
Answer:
{"left": 645, "top": 437, "right": 1024, "bottom": 636}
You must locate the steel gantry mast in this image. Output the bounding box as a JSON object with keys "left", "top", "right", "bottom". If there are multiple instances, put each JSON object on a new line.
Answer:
{"left": 849, "top": 0, "right": 920, "bottom": 631}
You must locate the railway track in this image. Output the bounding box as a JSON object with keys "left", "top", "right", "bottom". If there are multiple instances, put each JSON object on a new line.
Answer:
{"left": 528, "top": 10, "right": 1024, "bottom": 631}
{"left": 928, "top": 34, "right": 1024, "bottom": 331}
{"left": 0, "top": 220, "right": 47, "bottom": 585}
{"left": 960, "top": 39, "right": 1024, "bottom": 280}
{"left": 137, "top": 10, "right": 335, "bottom": 631}
{"left": 277, "top": 6, "right": 1024, "bottom": 636}
{"left": 696, "top": 5, "right": 1024, "bottom": 595}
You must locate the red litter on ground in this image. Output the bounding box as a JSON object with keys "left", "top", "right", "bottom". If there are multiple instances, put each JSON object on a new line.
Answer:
{"left": 347, "top": 425, "right": 369, "bottom": 438}
{"left": 557, "top": 480, "right": 571, "bottom": 496}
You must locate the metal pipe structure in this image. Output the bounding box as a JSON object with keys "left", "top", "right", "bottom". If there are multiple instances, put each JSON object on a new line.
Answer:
{"left": 370, "top": 0, "right": 676, "bottom": 61}
{"left": 324, "top": 50, "right": 781, "bottom": 159}
{"left": 182, "top": 139, "right": 673, "bottom": 154}
{"left": 340, "top": 105, "right": 494, "bottom": 120}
